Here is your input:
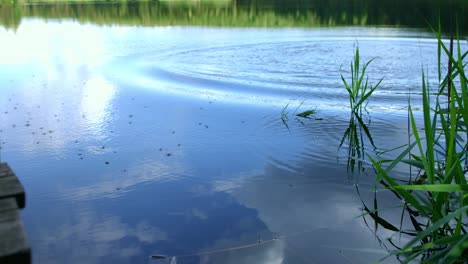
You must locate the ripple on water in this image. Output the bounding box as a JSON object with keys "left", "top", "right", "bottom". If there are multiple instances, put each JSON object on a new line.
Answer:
{"left": 111, "top": 35, "right": 441, "bottom": 110}
{"left": 250, "top": 107, "right": 409, "bottom": 176}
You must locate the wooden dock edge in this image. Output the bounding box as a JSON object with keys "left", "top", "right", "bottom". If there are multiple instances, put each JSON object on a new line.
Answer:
{"left": 0, "top": 163, "right": 31, "bottom": 264}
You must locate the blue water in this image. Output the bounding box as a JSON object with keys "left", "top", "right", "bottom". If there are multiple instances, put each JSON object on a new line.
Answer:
{"left": 0, "top": 20, "right": 462, "bottom": 263}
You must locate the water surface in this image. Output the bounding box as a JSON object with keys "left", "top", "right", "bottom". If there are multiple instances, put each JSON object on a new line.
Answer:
{"left": 0, "top": 19, "right": 465, "bottom": 264}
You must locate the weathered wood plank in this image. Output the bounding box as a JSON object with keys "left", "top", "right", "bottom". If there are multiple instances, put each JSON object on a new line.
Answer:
{"left": 0, "top": 163, "right": 17, "bottom": 178}
{"left": 0, "top": 163, "right": 10, "bottom": 178}
{"left": 0, "top": 198, "right": 18, "bottom": 223}
{"left": 0, "top": 198, "right": 31, "bottom": 264}
{"left": 0, "top": 196, "right": 18, "bottom": 213}
{"left": 0, "top": 163, "right": 25, "bottom": 208}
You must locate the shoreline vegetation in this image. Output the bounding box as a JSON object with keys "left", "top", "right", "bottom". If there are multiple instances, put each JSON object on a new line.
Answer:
{"left": 0, "top": 0, "right": 467, "bottom": 32}
{"left": 344, "top": 29, "right": 468, "bottom": 262}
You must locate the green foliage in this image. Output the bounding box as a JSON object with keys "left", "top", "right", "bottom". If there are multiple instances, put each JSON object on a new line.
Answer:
{"left": 369, "top": 31, "right": 468, "bottom": 262}
{"left": 0, "top": 0, "right": 467, "bottom": 31}
{"left": 339, "top": 46, "right": 380, "bottom": 177}
{"left": 295, "top": 109, "right": 317, "bottom": 118}
{"left": 280, "top": 102, "right": 319, "bottom": 130}
{"left": 341, "top": 47, "right": 382, "bottom": 114}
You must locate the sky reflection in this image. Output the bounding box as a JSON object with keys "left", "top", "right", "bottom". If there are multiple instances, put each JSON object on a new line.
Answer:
{"left": 213, "top": 162, "right": 392, "bottom": 263}
{"left": 0, "top": 20, "right": 106, "bottom": 69}
{"left": 80, "top": 76, "right": 117, "bottom": 136}
{"left": 0, "top": 20, "right": 444, "bottom": 264}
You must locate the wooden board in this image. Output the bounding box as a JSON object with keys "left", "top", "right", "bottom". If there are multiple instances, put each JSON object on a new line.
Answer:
{"left": 0, "top": 163, "right": 26, "bottom": 208}
{"left": 0, "top": 163, "right": 10, "bottom": 178}
{"left": 0, "top": 198, "right": 31, "bottom": 264}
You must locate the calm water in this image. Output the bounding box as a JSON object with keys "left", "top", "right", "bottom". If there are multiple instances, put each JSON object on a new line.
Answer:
{"left": 0, "top": 17, "right": 466, "bottom": 263}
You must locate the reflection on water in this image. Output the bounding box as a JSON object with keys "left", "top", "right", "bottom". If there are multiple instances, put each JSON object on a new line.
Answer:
{"left": 1, "top": 20, "right": 465, "bottom": 264}
{"left": 0, "top": 0, "right": 467, "bottom": 32}
{"left": 114, "top": 29, "right": 443, "bottom": 109}
{"left": 80, "top": 77, "right": 116, "bottom": 133}
{"left": 339, "top": 112, "right": 377, "bottom": 179}
{"left": 213, "top": 156, "right": 399, "bottom": 263}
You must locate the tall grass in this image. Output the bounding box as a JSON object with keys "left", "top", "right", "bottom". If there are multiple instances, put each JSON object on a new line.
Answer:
{"left": 340, "top": 46, "right": 381, "bottom": 177}
{"left": 367, "top": 32, "right": 468, "bottom": 262}
{"left": 341, "top": 47, "right": 382, "bottom": 115}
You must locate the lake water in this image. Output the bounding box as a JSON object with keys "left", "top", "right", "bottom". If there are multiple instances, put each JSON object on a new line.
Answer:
{"left": 0, "top": 12, "right": 466, "bottom": 264}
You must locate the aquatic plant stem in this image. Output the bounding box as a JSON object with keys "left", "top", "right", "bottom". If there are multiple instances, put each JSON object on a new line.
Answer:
{"left": 360, "top": 26, "right": 468, "bottom": 263}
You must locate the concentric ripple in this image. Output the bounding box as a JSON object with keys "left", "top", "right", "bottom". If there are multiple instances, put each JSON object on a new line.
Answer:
{"left": 111, "top": 32, "right": 444, "bottom": 110}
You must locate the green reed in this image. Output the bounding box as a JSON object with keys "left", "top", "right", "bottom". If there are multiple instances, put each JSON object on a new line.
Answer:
{"left": 341, "top": 47, "right": 382, "bottom": 115}
{"left": 280, "top": 101, "right": 319, "bottom": 130}
{"left": 368, "top": 31, "right": 468, "bottom": 263}
{"left": 340, "top": 46, "right": 380, "bottom": 178}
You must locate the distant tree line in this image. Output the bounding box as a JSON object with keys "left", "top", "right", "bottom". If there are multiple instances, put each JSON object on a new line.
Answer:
{"left": 0, "top": 0, "right": 466, "bottom": 33}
